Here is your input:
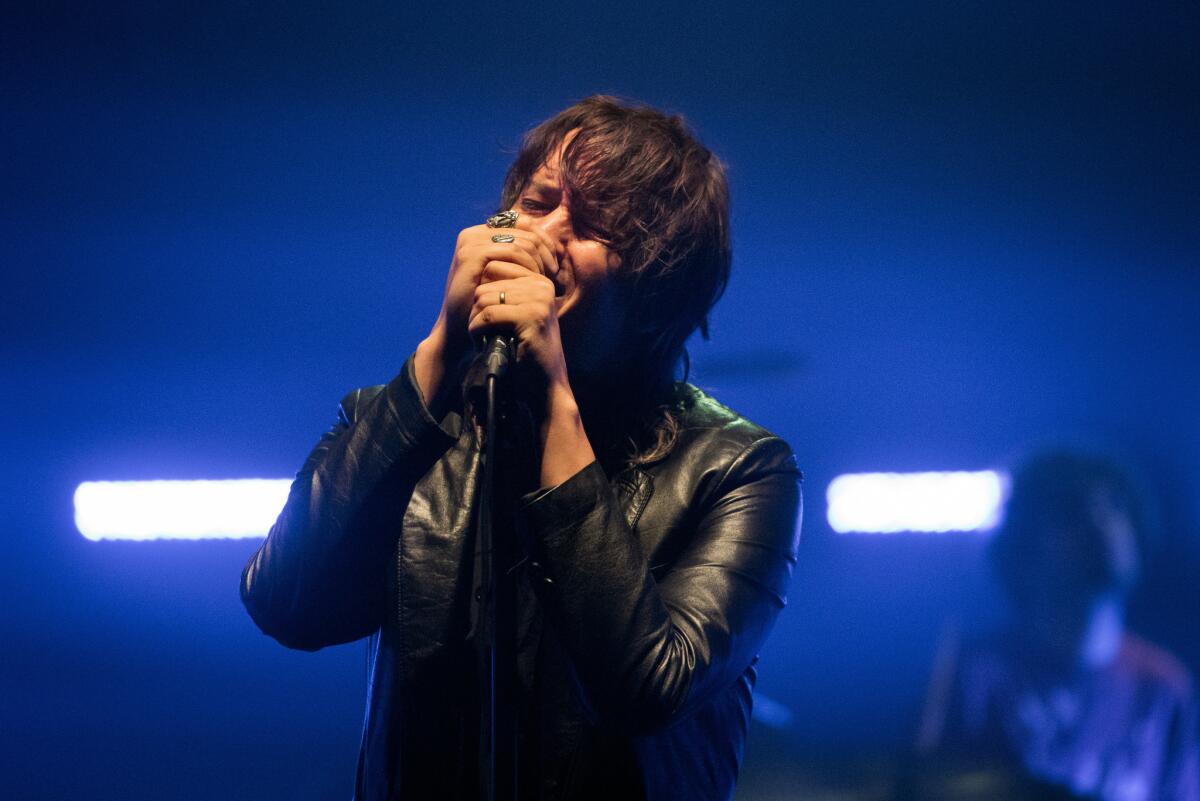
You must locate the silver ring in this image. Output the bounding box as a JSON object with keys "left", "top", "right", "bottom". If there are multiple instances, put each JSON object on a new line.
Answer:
{"left": 486, "top": 210, "right": 518, "bottom": 228}
{"left": 491, "top": 233, "right": 515, "bottom": 243}
{"left": 499, "top": 291, "right": 506, "bottom": 305}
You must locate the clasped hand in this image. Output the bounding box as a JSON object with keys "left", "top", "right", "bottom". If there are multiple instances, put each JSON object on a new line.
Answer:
{"left": 424, "top": 215, "right": 569, "bottom": 396}
{"left": 414, "top": 215, "right": 596, "bottom": 487}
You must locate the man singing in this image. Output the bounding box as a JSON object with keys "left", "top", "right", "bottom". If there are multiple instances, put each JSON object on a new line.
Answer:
{"left": 241, "top": 95, "right": 802, "bottom": 801}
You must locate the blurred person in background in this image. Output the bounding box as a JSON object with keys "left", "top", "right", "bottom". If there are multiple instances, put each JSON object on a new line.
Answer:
{"left": 917, "top": 450, "right": 1198, "bottom": 801}
{"left": 238, "top": 96, "right": 802, "bottom": 801}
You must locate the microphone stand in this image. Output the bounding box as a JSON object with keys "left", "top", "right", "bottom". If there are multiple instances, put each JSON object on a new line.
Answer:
{"left": 473, "top": 335, "right": 517, "bottom": 801}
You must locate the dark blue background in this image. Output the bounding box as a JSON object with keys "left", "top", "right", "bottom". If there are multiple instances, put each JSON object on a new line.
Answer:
{"left": 3, "top": 3, "right": 1197, "bottom": 798}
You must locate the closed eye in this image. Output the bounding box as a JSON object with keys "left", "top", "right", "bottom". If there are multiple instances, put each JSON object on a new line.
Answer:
{"left": 520, "top": 198, "right": 553, "bottom": 213}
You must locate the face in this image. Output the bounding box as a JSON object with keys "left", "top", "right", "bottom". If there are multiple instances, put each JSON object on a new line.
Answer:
{"left": 511, "top": 140, "right": 629, "bottom": 379}
{"left": 1016, "top": 497, "right": 1137, "bottom": 668}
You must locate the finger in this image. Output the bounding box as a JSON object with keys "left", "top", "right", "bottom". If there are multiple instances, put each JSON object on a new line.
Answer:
{"left": 476, "top": 219, "right": 544, "bottom": 253}
{"left": 467, "top": 303, "right": 524, "bottom": 339}
{"left": 497, "top": 229, "right": 556, "bottom": 277}
{"left": 470, "top": 281, "right": 524, "bottom": 316}
{"left": 478, "top": 261, "right": 530, "bottom": 284}
{"left": 470, "top": 239, "right": 541, "bottom": 276}
{"left": 531, "top": 236, "right": 558, "bottom": 281}
{"left": 474, "top": 272, "right": 555, "bottom": 305}
{"left": 487, "top": 211, "right": 558, "bottom": 275}
{"left": 473, "top": 277, "right": 524, "bottom": 299}
{"left": 508, "top": 215, "right": 560, "bottom": 276}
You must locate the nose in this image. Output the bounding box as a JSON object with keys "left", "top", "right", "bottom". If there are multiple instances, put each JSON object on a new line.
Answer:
{"left": 534, "top": 204, "right": 569, "bottom": 236}
{"left": 533, "top": 204, "right": 571, "bottom": 260}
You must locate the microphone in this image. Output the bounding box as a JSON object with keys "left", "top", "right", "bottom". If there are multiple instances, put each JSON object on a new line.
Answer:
{"left": 481, "top": 335, "right": 514, "bottom": 380}
{"left": 463, "top": 335, "right": 513, "bottom": 410}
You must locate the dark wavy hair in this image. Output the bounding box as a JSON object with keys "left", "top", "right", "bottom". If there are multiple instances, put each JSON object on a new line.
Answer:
{"left": 499, "top": 96, "right": 731, "bottom": 463}
{"left": 500, "top": 98, "right": 730, "bottom": 382}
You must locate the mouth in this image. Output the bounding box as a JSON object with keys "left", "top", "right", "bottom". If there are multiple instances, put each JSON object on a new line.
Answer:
{"left": 549, "top": 262, "right": 570, "bottom": 299}
{"left": 552, "top": 277, "right": 573, "bottom": 316}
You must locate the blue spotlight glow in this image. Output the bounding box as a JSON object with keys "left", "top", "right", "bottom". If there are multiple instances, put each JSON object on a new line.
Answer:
{"left": 74, "top": 479, "right": 292, "bottom": 541}
{"left": 751, "top": 692, "right": 795, "bottom": 729}
{"left": 826, "top": 470, "right": 1008, "bottom": 534}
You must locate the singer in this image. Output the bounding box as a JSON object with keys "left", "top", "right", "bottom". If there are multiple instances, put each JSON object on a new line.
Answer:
{"left": 241, "top": 96, "right": 802, "bottom": 801}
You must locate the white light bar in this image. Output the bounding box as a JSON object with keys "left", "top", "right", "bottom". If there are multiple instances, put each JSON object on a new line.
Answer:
{"left": 826, "top": 471, "right": 1008, "bottom": 534}
{"left": 74, "top": 479, "right": 292, "bottom": 541}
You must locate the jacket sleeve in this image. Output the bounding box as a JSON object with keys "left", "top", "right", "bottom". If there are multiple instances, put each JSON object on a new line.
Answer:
{"left": 519, "top": 434, "right": 802, "bottom": 733}
{"left": 240, "top": 356, "right": 457, "bottom": 651}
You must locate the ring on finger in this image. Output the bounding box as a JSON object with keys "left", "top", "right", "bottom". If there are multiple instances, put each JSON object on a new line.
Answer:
{"left": 499, "top": 291, "right": 506, "bottom": 305}
{"left": 486, "top": 210, "right": 518, "bottom": 228}
{"left": 491, "top": 233, "right": 515, "bottom": 243}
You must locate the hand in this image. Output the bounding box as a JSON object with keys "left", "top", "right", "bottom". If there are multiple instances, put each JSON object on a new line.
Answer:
{"left": 433, "top": 218, "right": 559, "bottom": 363}
{"left": 414, "top": 215, "right": 558, "bottom": 414}
{"left": 465, "top": 219, "right": 594, "bottom": 488}
{"left": 467, "top": 259, "right": 566, "bottom": 391}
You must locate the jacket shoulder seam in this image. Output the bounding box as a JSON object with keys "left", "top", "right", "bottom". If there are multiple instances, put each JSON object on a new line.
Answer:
{"left": 710, "top": 435, "right": 787, "bottom": 500}
{"left": 338, "top": 385, "right": 386, "bottom": 424}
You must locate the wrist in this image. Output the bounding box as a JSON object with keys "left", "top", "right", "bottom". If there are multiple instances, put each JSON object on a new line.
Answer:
{"left": 538, "top": 379, "right": 594, "bottom": 488}
{"left": 422, "top": 319, "right": 469, "bottom": 365}
{"left": 414, "top": 325, "right": 466, "bottom": 418}
{"left": 542, "top": 378, "right": 580, "bottom": 423}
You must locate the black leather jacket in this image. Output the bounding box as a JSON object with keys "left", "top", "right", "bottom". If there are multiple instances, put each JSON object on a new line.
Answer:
{"left": 241, "top": 357, "right": 802, "bottom": 800}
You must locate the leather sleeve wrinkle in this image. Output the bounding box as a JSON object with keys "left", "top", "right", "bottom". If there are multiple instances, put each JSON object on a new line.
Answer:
{"left": 705, "top": 536, "right": 799, "bottom": 563}
{"left": 520, "top": 434, "right": 801, "bottom": 736}
{"left": 518, "top": 463, "right": 604, "bottom": 523}
{"left": 239, "top": 354, "right": 456, "bottom": 652}
{"left": 385, "top": 354, "right": 460, "bottom": 443}
{"left": 664, "top": 563, "right": 788, "bottom": 608}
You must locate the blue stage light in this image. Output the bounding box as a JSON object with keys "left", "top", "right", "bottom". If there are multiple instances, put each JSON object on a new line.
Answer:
{"left": 74, "top": 479, "right": 292, "bottom": 541}
{"left": 826, "top": 470, "right": 1008, "bottom": 534}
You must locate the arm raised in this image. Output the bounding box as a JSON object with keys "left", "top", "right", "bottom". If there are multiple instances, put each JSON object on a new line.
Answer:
{"left": 519, "top": 435, "right": 802, "bottom": 733}
{"left": 240, "top": 358, "right": 456, "bottom": 651}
